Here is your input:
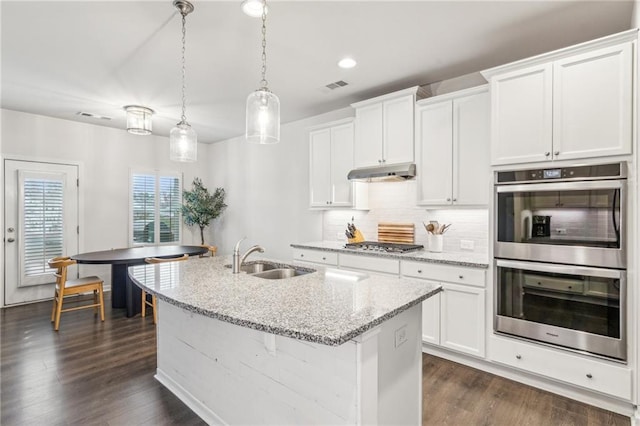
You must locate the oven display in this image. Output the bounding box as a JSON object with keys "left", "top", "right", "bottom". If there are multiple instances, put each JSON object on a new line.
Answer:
{"left": 543, "top": 169, "right": 562, "bottom": 179}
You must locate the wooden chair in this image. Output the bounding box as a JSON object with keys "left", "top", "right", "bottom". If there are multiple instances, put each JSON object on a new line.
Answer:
{"left": 48, "top": 257, "right": 105, "bottom": 331}
{"left": 199, "top": 245, "right": 218, "bottom": 258}
{"left": 142, "top": 254, "right": 189, "bottom": 324}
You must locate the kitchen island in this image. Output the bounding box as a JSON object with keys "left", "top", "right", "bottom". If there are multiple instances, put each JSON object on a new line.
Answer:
{"left": 129, "top": 256, "right": 441, "bottom": 425}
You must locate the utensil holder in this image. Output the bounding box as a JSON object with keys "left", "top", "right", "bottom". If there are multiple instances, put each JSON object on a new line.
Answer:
{"left": 427, "top": 234, "right": 443, "bottom": 252}
{"left": 348, "top": 229, "right": 365, "bottom": 244}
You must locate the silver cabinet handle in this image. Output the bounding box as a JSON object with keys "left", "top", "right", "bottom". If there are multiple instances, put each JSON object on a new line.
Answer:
{"left": 452, "top": 198, "right": 457, "bottom": 202}
{"left": 586, "top": 373, "right": 593, "bottom": 379}
{"left": 7, "top": 238, "right": 15, "bottom": 243}
{"left": 516, "top": 355, "right": 522, "bottom": 360}
{"left": 378, "top": 159, "right": 382, "bottom": 164}
{"left": 417, "top": 269, "right": 422, "bottom": 273}
{"left": 322, "top": 257, "right": 326, "bottom": 261}
{"left": 300, "top": 254, "right": 304, "bottom": 257}
{"left": 545, "top": 152, "right": 550, "bottom": 157}
{"left": 458, "top": 275, "right": 464, "bottom": 279}
{"left": 554, "top": 151, "right": 560, "bottom": 156}
{"left": 446, "top": 198, "right": 451, "bottom": 202}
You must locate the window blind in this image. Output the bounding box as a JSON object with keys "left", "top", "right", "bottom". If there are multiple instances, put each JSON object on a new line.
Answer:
{"left": 131, "top": 172, "right": 181, "bottom": 245}
{"left": 22, "top": 178, "right": 64, "bottom": 276}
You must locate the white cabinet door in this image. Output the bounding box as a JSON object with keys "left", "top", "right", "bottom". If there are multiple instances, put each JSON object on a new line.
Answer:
{"left": 491, "top": 63, "right": 553, "bottom": 165}
{"left": 421, "top": 290, "right": 441, "bottom": 345}
{"left": 383, "top": 95, "right": 414, "bottom": 165}
{"left": 416, "top": 101, "right": 453, "bottom": 205}
{"left": 440, "top": 282, "right": 485, "bottom": 358}
{"left": 453, "top": 91, "right": 490, "bottom": 205}
{"left": 354, "top": 103, "right": 383, "bottom": 168}
{"left": 309, "top": 128, "right": 332, "bottom": 207}
{"left": 553, "top": 43, "right": 632, "bottom": 161}
{"left": 330, "top": 122, "right": 354, "bottom": 206}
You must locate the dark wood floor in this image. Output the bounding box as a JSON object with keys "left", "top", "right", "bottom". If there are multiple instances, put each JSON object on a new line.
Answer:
{"left": 1, "top": 293, "right": 631, "bottom": 425}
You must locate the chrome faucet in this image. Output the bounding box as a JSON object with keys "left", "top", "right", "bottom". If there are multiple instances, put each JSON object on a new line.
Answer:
{"left": 232, "top": 237, "right": 265, "bottom": 273}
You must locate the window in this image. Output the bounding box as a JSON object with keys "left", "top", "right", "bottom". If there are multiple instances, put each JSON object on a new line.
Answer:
{"left": 21, "top": 172, "right": 65, "bottom": 282}
{"left": 130, "top": 171, "right": 182, "bottom": 245}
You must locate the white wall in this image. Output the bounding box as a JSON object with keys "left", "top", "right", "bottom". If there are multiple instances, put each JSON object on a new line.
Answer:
{"left": 206, "top": 107, "right": 354, "bottom": 260}
{"left": 323, "top": 181, "right": 489, "bottom": 255}
{"left": 1, "top": 108, "right": 211, "bottom": 289}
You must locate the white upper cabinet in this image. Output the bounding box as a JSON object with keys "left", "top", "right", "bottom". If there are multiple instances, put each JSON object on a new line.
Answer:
{"left": 352, "top": 87, "right": 421, "bottom": 168}
{"left": 490, "top": 64, "right": 552, "bottom": 165}
{"left": 417, "top": 86, "right": 490, "bottom": 206}
{"left": 483, "top": 30, "right": 635, "bottom": 166}
{"left": 309, "top": 118, "right": 356, "bottom": 208}
{"left": 553, "top": 43, "right": 633, "bottom": 160}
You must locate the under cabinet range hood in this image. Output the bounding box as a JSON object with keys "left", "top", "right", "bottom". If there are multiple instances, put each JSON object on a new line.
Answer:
{"left": 347, "top": 163, "right": 416, "bottom": 182}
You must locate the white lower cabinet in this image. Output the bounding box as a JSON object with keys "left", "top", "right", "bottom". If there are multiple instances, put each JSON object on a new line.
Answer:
{"left": 403, "top": 261, "right": 486, "bottom": 358}
{"left": 339, "top": 253, "right": 400, "bottom": 276}
{"left": 292, "top": 248, "right": 338, "bottom": 267}
{"left": 490, "top": 335, "right": 632, "bottom": 400}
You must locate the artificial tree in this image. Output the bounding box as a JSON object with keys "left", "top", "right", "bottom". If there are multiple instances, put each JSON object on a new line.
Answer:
{"left": 181, "top": 178, "right": 227, "bottom": 245}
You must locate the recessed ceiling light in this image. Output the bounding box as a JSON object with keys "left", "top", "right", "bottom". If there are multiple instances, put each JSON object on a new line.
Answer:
{"left": 241, "top": 0, "right": 267, "bottom": 18}
{"left": 338, "top": 57, "right": 357, "bottom": 69}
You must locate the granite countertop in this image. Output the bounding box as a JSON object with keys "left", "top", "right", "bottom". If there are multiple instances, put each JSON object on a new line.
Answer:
{"left": 128, "top": 256, "right": 441, "bottom": 346}
{"left": 291, "top": 241, "right": 489, "bottom": 268}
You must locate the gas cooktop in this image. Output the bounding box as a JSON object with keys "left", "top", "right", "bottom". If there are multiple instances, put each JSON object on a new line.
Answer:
{"left": 344, "top": 241, "right": 424, "bottom": 253}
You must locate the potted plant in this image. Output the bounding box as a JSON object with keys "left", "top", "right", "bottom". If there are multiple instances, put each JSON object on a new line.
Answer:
{"left": 181, "top": 178, "right": 227, "bottom": 245}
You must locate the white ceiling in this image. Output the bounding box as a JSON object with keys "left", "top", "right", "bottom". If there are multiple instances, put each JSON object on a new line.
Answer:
{"left": 1, "top": 1, "right": 634, "bottom": 143}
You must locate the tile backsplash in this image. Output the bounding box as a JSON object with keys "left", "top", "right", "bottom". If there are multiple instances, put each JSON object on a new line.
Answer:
{"left": 323, "top": 181, "right": 489, "bottom": 254}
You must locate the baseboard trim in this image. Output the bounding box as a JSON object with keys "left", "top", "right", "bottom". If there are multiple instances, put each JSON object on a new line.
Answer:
{"left": 155, "top": 368, "right": 226, "bottom": 425}
{"left": 422, "top": 344, "right": 635, "bottom": 419}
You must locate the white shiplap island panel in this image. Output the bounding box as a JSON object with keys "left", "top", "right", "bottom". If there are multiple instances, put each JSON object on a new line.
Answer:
{"left": 129, "top": 256, "right": 441, "bottom": 425}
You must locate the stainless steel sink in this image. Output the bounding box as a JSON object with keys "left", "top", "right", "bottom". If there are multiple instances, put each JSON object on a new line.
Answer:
{"left": 252, "top": 268, "right": 312, "bottom": 280}
{"left": 225, "top": 261, "right": 314, "bottom": 279}
{"left": 240, "top": 262, "right": 278, "bottom": 274}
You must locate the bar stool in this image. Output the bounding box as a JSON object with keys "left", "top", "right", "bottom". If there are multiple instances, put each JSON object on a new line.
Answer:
{"left": 142, "top": 254, "right": 189, "bottom": 324}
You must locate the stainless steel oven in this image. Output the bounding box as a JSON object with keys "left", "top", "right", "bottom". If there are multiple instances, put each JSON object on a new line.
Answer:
{"left": 495, "top": 163, "right": 626, "bottom": 269}
{"left": 495, "top": 259, "right": 626, "bottom": 361}
{"left": 494, "top": 163, "right": 627, "bottom": 361}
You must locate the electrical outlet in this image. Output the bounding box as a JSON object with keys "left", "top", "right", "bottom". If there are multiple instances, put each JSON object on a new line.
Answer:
{"left": 395, "top": 325, "right": 408, "bottom": 348}
{"left": 555, "top": 228, "right": 567, "bottom": 235}
{"left": 460, "top": 240, "right": 474, "bottom": 250}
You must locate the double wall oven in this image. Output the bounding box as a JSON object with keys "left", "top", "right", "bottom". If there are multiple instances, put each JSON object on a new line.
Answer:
{"left": 494, "top": 163, "right": 626, "bottom": 361}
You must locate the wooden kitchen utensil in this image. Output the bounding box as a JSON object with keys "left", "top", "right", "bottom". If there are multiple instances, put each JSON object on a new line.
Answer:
{"left": 378, "top": 223, "right": 415, "bottom": 243}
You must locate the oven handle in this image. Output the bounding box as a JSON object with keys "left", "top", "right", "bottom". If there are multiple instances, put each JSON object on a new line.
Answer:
{"left": 495, "top": 180, "right": 624, "bottom": 193}
{"left": 495, "top": 259, "right": 624, "bottom": 279}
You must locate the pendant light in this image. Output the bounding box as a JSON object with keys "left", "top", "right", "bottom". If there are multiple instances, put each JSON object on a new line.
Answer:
{"left": 124, "top": 105, "right": 154, "bottom": 135}
{"left": 245, "top": 0, "right": 280, "bottom": 144}
{"left": 169, "top": 0, "right": 197, "bottom": 162}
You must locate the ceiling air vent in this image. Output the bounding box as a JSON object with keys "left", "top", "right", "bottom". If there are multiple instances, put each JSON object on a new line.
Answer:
{"left": 325, "top": 80, "right": 349, "bottom": 90}
{"left": 76, "top": 112, "right": 112, "bottom": 120}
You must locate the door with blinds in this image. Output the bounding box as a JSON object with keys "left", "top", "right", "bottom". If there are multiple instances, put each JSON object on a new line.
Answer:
{"left": 4, "top": 160, "right": 79, "bottom": 305}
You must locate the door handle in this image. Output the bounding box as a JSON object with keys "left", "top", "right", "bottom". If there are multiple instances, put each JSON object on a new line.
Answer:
{"left": 7, "top": 238, "right": 15, "bottom": 243}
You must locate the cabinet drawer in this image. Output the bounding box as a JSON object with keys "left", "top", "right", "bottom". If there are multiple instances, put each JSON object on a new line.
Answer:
{"left": 401, "top": 261, "right": 486, "bottom": 287}
{"left": 339, "top": 253, "right": 399, "bottom": 275}
{"left": 291, "top": 249, "right": 338, "bottom": 266}
{"left": 490, "top": 336, "right": 631, "bottom": 400}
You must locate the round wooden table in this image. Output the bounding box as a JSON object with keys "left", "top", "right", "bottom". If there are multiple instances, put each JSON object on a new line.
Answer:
{"left": 72, "top": 245, "right": 208, "bottom": 317}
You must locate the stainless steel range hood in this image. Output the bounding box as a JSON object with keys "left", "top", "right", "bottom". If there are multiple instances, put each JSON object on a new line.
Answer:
{"left": 347, "top": 163, "right": 416, "bottom": 182}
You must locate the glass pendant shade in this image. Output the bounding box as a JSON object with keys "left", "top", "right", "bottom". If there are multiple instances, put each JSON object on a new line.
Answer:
{"left": 169, "top": 122, "right": 197, "bottom": 162}
{"left": 246, "top": 89, "right": 280, "bottom": 144}
{"left": 124, "top": 105, "right": 154, "bottom": 135}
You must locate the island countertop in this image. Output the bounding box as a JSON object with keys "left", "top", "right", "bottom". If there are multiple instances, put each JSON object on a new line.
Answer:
{"left": 128, "top": 256, "right": 441, "bottom": 346}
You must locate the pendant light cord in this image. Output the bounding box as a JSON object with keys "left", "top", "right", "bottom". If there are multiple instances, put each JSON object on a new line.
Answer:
{"left": 260, "top": 0, "right": 268, "bottom": 90}
{"left": 180, "top": 10, "right": 188, "bottom": 124}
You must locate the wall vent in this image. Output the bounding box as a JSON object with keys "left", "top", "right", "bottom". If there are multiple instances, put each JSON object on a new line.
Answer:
{"left": 76, "top": 111, "right": 112, "bottom": 120}
{"left": 325, "top": 80, "right": 349, "bottom": 90}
